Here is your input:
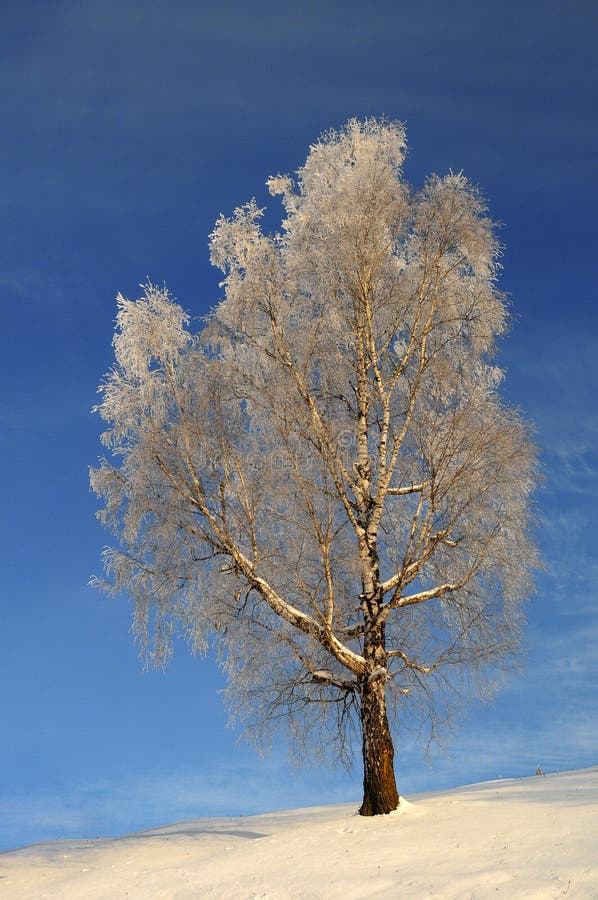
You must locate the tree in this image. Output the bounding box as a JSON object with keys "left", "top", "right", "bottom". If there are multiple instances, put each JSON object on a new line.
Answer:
{"left": 91, "top": 119, "right": 538, "bottom": 816}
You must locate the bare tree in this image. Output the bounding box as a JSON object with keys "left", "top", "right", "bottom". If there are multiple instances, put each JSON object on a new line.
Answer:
{"left": 91, "top": 119, "right": 538, "bottom": 815}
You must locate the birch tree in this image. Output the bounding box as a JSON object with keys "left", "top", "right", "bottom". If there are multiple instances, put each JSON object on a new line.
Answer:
{"left": 91, "top": 119, "right": 538, "bottom": 815}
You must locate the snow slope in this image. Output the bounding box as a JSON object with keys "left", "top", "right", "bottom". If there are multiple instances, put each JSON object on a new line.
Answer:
{"left": 2, "top": 767, "right": 597, "bottom": 899}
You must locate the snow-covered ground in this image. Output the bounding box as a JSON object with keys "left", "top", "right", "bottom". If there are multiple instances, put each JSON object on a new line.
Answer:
{"left": 1, "top": 767, "right": 596, "bottom": 899}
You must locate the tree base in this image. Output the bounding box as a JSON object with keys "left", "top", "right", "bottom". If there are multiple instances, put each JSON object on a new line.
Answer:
{"left": 359, "top": 797, "right": 400, "bottom": 816}
{"left": 358, "top": 762, "right": 400, "bottom": 816}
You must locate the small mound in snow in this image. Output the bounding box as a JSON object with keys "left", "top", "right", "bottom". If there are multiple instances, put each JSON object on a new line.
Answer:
{"left": 1, "top": 767, "right": 597, "bottom": 899}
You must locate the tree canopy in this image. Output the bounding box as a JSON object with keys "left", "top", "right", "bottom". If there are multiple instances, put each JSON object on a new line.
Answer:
{"left": 91, "top": 119, "right": 538, "bottom": 814}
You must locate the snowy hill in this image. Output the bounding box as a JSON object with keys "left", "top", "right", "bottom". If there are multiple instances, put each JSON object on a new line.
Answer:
{"left": 2, "top": 767, "right": 597, "bottom": 898}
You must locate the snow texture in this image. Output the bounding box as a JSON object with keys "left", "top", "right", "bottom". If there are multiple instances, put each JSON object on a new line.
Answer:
{"left": 2, "top": 767, "right": 597, "bottom": 898}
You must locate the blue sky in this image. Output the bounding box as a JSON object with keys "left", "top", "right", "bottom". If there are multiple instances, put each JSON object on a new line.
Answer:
{"left": 1, "top": 0, "right": 596, "bottom": 850}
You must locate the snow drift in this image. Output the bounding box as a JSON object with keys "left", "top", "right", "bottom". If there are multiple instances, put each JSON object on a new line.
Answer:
{"left": 2, "top": 767, "right": 597, "bottom": 898}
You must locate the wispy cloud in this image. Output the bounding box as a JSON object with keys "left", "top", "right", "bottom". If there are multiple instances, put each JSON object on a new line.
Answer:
{"left": 0, "top": 757, "right": 357, "bottom": 852}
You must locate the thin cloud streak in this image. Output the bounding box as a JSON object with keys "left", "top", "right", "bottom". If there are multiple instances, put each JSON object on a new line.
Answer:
{"left": 0, "top": 759, "right": 357, "bottom": 852}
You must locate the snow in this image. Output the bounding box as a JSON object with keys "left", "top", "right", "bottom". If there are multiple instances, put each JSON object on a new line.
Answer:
{"left": 2, "top": 767, "right": 597, "bottom": 898}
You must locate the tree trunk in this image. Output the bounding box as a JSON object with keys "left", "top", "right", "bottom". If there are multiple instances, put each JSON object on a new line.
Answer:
{"left": 358, "top": 675, "right": 400, "bottom": 815}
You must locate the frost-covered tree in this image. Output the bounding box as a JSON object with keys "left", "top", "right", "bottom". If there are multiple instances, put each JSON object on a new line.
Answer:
{"left": 91, "top": 119, "right": 538, "bottom": 815}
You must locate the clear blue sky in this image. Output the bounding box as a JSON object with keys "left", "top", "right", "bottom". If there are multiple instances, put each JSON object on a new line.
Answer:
{"left": 1, "top": 0, "right": 596, "bottom": 851}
